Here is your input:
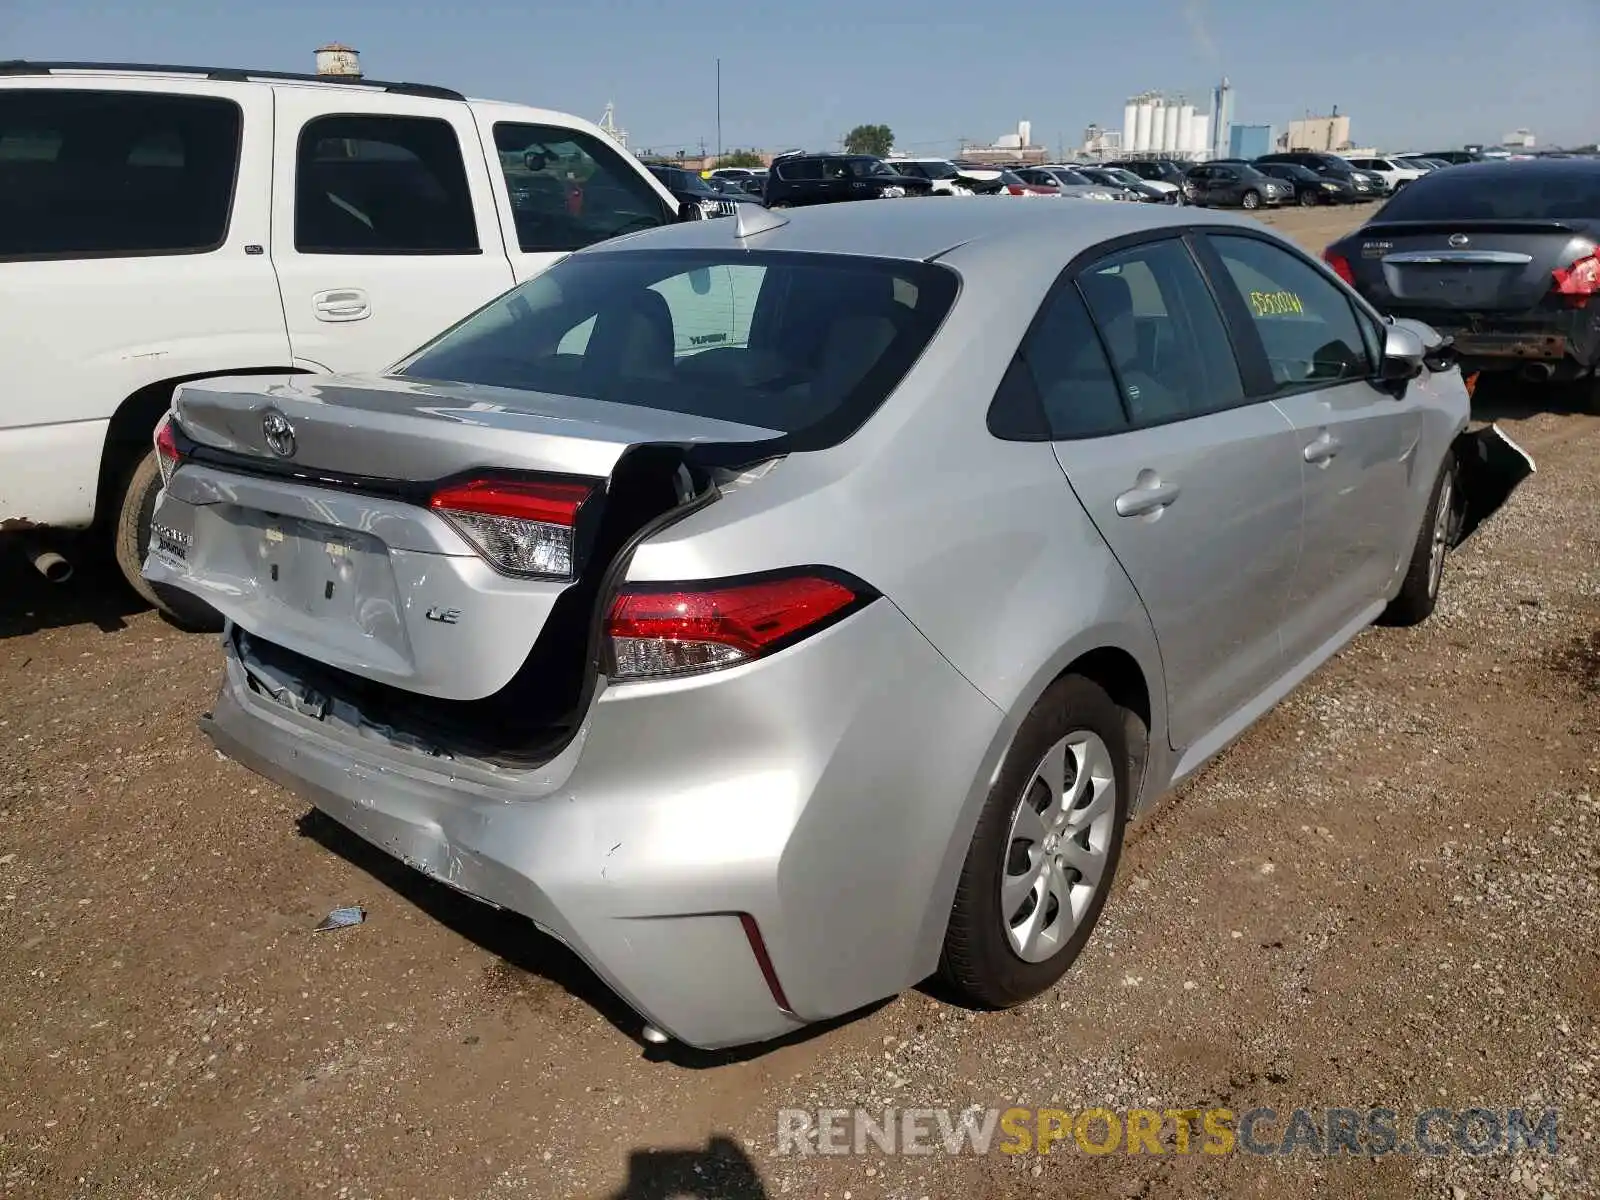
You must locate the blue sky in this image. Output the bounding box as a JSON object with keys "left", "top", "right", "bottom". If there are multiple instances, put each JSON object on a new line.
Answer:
{"left": 6, "top": 0, "right": 1596, "bottom": 155}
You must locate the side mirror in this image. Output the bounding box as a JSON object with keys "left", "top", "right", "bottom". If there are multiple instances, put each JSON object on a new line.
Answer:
{"left": 1380, "top": 321, "right": 1427, "bottom": 381}
{"left": 677, "top": 200, "right": 706, "bottom": 222}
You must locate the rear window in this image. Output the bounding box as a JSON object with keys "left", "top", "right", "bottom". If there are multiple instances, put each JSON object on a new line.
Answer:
{"left": 394, "top": 249, "right": 959, "bottom": 441}
{"left": 1375, "top": 168, "right": 1600, "bottom": 221}
{"left": 0, "top": 89, "right": 241, "bottom": 260}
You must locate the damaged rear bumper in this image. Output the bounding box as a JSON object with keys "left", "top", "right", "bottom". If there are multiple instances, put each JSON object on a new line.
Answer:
{"left": 201, "top": 597, "right": 1003, "bottom": 1051}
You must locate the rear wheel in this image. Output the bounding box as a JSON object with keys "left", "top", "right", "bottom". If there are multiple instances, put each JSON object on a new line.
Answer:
{"left": 112, "top": 450, "right": 224, "bottom": 632}
{"left": 1241, "top": 189, "right": 1261, "bottom": 210}
{"left": 940, "top": 675, "right": 1131, "bottom": 1008}
{"left": 1299, "top": 188, "right": 1317, "bottom": 207}
{"left": 1379, "top": 451, "right": 1457, "bottom": 627}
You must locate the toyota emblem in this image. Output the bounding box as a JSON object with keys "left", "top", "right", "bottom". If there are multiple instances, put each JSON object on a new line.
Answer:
{"left": 1448, "top": 233, "right": 1470, "bottom": 248}
{"left": 261, "top": 411, "right": 297, "bottom": 459}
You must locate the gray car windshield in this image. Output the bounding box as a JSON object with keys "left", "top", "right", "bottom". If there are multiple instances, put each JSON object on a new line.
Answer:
{"left": 396, "top": 249, "right": 960, "bottom": 439}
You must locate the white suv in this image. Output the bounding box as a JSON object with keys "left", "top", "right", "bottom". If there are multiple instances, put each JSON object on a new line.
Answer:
{"left": 0, "top": 61, "right": 688, "bottom": 623}
{"left": 1344, "top": 156, "right": 1427, "bottom": 191}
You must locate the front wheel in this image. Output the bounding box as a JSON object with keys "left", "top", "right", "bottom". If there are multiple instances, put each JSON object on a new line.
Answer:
{"left": 1379, "top": 451, "right": 1457, "bottom": 627}
{"left": 940, "top": 675, "right": 1131, "bottom": 1008}
{"left": 1241, "top": 189, "right": 1261, "bottom": 210}
{"left": 113, "top": 449, "right": 224, "bottom": 632}
{"left": 1299, "top": 188, "right": 1318, "bottom": 207}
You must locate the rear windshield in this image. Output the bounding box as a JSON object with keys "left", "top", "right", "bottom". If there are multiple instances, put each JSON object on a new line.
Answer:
{"left": 394, "top": 249, "right": 959, "bottom": 441}
{"left": 1376, "top": 168, "right": 1600, "bottom": 221}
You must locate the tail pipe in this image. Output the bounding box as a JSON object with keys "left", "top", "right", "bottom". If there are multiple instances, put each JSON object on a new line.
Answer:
{"left": 1520, "top": 361, "right": 1555, "bottom": 383}
{"left": 24, "top": 543, "right": 72, "bottom": 584}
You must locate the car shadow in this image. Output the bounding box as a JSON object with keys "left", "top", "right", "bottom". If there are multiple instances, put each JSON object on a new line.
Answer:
{"left": 0, "top": 533, "right": 145, "bottom": 639}
{"left": 608, "top": 1135, "right": 769, "bottom": 1199}
{"left": 296, "top": 808, "right": 889, "bottom": 1067}
{"left": 1470, "top": 371, "right": 1594, "bottom": 420}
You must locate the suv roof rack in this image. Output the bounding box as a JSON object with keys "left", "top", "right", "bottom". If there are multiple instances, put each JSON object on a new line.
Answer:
{"left": 0, "top": 60, "right": 466, "bottom": 102}
{"left": 770, "top": 148, "right": 807, "bottom": 160}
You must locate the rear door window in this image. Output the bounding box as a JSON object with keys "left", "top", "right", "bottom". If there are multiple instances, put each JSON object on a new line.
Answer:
{"left": 296, "top": 114, "right": 478, "bottom": 254}
{"left": 395, "top": 249, "right": 959, "bottom": 443}
{"left": 0, "top": 89, "right": 241, "bottom": 259}
{"left": 1205, "top": 234, "right": 1373, "bottom": 392}
{"left": 1075, "top": 239, "right": 1245, "bottom": 425}
{"left": 992, "top": 280, "right": 1129, "bottom": 440}
{"left": 492, "top": 123, "right": 669, "bottom": 252}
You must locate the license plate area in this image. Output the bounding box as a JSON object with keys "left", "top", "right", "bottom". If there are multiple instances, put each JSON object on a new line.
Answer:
{"left": 246, "top": 511, "right": 396, "bottom": 626}
{"left": 1392, "top": 264, "right": 1511, "bottom": 306}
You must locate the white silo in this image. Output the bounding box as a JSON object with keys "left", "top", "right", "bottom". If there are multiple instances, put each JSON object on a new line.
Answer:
{"left": 1123, "top": 100, "right": 1139, "bottom": 153}
{"left": 1134, "top": 98, "right": 1154, "bottom": 153}
{"left": 1177, "top": 103, "right": 1196, "bottom": 154}
{"left": 1188, "top": 112, "right": 1209, "bottom": 155}
{"left": 1018, "top": 120, "right": 1032, "bottom": 149}
{"left": 1163, "top": 103, "right": 1181, "bottom": 153}
{"left": 315, "top": 42, "right": 361, "bottom": 78}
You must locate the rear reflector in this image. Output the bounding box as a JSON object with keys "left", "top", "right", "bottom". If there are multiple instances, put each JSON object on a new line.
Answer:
{"left": 1322, "top": 249, "right": 1356, "bottom": 286}
{"left": 154, "top": 412, "right": 182, "bottom": 488}
{"left": 739, "top": 913, "right": 794, "bottom": 1013}
{"left": 1552, "top": 252, "right": 1599, "bottom": 303}
{"left": 430, "top": 476, "right": 593, "bottom": 579}
{"left": 606, "top": 570, "right": 868, "bottom": 681}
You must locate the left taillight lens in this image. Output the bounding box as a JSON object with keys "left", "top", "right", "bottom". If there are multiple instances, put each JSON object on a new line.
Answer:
{"left": 154, "top": 412, "right": 182, "bottom": 488}
{"left": 606, "top": 570, "right": 870, "bottom": 681}
{"left": 429, "top": 476, "right": 594, "bottom": 579}
{"left": 1322, "top": 249, "right": 1356, "bottom": 286}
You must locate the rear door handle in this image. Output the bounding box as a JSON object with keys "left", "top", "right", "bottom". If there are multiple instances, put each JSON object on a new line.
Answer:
{"left": 1303, "top": 431, "right": 1341, "bottom": 464}
{"left": 1114, "top": 476, "right": 1181, "bottom": 518}
{"left": 312, "top": 288, "right": 371, "bottom": 322}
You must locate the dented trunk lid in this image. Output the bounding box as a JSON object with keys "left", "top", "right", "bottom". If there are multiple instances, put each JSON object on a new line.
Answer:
{"left": 146, "top": 373, "right": 780, "bottom": 704}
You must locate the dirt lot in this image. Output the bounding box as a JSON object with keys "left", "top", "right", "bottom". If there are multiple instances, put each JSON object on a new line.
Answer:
{"left": 2, "top": 205, "right": 1597, "bottom": 1200}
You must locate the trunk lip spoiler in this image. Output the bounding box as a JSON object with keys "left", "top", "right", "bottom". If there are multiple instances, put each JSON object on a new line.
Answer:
{"left": 1383, "top": 250, "right": 1534, "bottom": 265}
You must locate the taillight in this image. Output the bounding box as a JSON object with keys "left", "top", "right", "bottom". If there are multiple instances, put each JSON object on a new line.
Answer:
{"left": 606, "top": 570, "right": 870, "bottom": 681}
{"left": 1323, "top": 249, "right": 1356, "bottom": 286}
{"left": 1552, "top": 252, "right": 1599, "bottom": 304}
{"left": 154, "top": 413, "right": 182, "bottom": 488}
{"left": 429, "top": 476, "right": 594, "bottom": 579}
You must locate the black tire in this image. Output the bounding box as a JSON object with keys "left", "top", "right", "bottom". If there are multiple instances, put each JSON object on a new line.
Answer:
{"left": 1379, "top": 450, "right": 1457, "bottom": 627}
{"left": 1241, "top": 189, "right": 1261, "bottom": 210}
{"left": 1299, "top": 188, "right": 1317, "bottom": 207}
{"left": 113, "top": 449, "right": 224, "bottom": 633}
{"left": 939, "top": 674, "right": 1132, "bottom": 1008}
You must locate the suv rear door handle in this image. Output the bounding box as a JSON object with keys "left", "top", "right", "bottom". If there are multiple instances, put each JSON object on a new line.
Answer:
{"left": 1115, "top": 476, "right": 1181, "bottom": 517}
{"left": 312, "top": 288, "right": 371, "bottom": 322}
{"left": 1303, "top": 431, "right": 1341, "bottom": 464}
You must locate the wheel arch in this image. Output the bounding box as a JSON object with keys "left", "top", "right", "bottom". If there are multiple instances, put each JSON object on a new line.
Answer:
{"left": 908, "top": 627, "right": 1169, "bottom": 980}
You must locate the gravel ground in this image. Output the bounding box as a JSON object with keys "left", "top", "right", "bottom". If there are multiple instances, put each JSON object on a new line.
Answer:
{"left": 2, "top": 205, "right": 1597, "bottom": 1200}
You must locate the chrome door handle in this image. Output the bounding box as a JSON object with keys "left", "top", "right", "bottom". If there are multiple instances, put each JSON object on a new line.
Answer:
{"left": 1114, "top": 478, "right": 1181, "bottom": 518}
{"left": 1303, "top": 432, "right": 1341, "bottom": 464}
{"left": 312, "top": 288, "right": 371, "bottom": 322}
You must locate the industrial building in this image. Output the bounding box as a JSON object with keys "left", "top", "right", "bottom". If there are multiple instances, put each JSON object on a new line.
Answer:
{"left": 1117, "top": 79, "right": 1233, "bottom": 161}
{"left": 1282, "top": 109, "right": 1353, "bottom": 152}
{"left": 1229, "top": 124, "right": 1272, "bottom": 160}
{"left": 960, "top": 120, "right": 1049, "bottom": 165}
{"left": 1120, "top": 92, "right": 1210, "bottom": 159}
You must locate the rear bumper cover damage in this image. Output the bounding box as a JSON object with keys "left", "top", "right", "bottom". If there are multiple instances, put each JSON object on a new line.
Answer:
{"left": 201, "top": 598, "right": 1003, "bottom": 1051}
{"left": 1451, "top": 422, "right": 1536, "bottom": 546}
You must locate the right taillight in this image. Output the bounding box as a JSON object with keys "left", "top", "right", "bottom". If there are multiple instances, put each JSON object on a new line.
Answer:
{"left": 1323, "top": 249, "right": 1356, "bottom": 286}
{"left": 429, "top": 475, "right": 595, "bottom": 579}
{"left": 154, "top": 412, "right": 182, "bottom": 488}
{"left": 1552, "top": 252, "right": 1599, "bottom": 305}
{"left": 606, "top": 570, "right": 871, "bottom": 681}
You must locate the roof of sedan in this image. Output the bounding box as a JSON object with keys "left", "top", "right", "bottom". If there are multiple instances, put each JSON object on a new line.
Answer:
{"left": 585, "top": 199, "right": 1261, "bottom": 266}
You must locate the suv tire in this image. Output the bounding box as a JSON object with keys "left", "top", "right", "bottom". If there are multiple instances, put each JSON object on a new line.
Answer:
{"left": 113, "top": 449, "right": 224, "bottom": 632}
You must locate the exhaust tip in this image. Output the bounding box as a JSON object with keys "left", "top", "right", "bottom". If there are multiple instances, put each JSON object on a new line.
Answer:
{"left": 1520, "top": 362, "right": 1555, "bottom": 383}
{"left": 29, "top": 548, "right": 72, "bottom": 584}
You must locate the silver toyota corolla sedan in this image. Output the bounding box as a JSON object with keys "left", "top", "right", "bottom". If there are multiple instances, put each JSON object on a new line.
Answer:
{"left": 146, "top": 200, "right": 1481, "bottom": 1050}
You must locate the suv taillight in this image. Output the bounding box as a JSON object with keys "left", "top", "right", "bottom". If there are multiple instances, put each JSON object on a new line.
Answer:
{"left": 1552, "top": 252, "right": 1599, "bottom": 304}
{"left": 1323, "top": 249, "right": 1356, "bottom": 286}
{"left": 606, "top": 570, "right": 871, "bottom": 681}
{"left": 429, "top": 476, "right": 594, "bottom": 579}
{"left": 154, "top": 413, "right": 182, "bottom": 488}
